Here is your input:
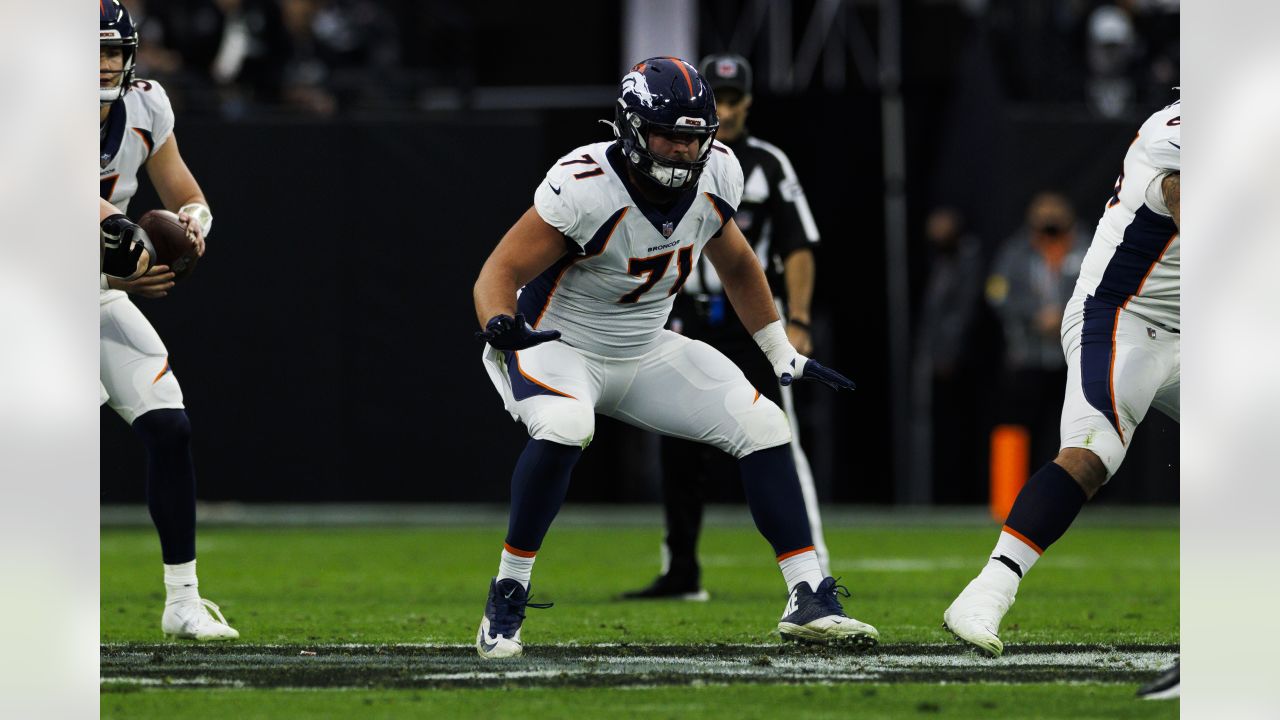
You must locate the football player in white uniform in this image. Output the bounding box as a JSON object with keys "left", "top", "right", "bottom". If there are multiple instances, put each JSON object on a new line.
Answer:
{"left": 944, "top": 98, "right": 1181, "bottom": 657}
{"left": 100, "top": 0, "right": 237, "bottom": 641}
{"left": 471, "top": 58, "right": 878, "bottom": 659}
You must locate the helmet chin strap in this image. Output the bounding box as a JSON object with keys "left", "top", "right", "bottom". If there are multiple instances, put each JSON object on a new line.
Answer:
{"left": 100, "top": 84, "right": 124, "bottom": 106}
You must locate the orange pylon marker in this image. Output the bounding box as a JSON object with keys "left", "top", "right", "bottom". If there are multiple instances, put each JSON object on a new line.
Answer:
{"left": 989, "top": 424, "right": 1030, "bottom": 522}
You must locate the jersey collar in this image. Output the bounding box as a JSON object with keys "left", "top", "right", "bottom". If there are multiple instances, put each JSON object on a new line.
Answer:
{"left": 100, "top": 99, "right": 128, "bottom": 169}
{"left": 606, "top": 142, "right": 700, "bottom": 238}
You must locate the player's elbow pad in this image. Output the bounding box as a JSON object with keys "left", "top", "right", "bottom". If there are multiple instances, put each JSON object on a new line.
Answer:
{"left": 101, "top": 213, "right": 155, "bottom": 279}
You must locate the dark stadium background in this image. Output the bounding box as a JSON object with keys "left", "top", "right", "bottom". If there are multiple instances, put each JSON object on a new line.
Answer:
{"left": 101, "top": 0, "right": 1179, "bottom": 507}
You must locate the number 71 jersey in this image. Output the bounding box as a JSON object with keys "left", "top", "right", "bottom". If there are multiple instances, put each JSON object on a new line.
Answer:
{"left": 521, "top": 140, "right": 744, "bottom": 357}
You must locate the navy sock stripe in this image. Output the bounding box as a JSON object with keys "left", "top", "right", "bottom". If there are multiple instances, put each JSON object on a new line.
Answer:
{"left": 1004, "top": 461, "right": 1088, "bottom": 553}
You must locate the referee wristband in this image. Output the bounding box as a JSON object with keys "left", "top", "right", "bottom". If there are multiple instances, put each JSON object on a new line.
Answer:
{"left": 788, "top": 318, "right": 811, "bottom": 331}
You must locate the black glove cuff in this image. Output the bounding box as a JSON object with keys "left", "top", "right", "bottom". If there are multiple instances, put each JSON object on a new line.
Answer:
{"left": 101, "top": 214, "right": 155, "bottom": 278}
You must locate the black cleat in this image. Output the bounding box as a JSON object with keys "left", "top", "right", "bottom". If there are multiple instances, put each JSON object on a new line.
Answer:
{"left": 619, "top": 573, "right": 710, "bottom": 601}
{"left": 777, "top": 577, "right": 879, "bottom": 649}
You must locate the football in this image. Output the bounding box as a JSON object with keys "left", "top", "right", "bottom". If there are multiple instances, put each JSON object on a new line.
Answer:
{"left": 137, "top": 209, "right": 199, "bottom": 281}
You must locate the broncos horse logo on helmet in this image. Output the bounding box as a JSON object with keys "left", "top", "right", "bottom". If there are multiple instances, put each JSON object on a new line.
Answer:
{"left": 613, "top": 57, "right": 719, "bottom": 192}
{"left": 100, "top": 0, "right": 139, "bottom": 106}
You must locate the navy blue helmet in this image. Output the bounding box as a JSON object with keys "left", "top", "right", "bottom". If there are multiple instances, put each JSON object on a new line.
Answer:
{"left": 100, "top": 0, "right": 138, "bottom": 106}
{"left": 613, "top": 57, "right": 719, "bottom": 191}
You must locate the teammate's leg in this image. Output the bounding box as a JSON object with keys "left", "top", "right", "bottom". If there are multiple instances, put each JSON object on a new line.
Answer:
{"left": 477, "top": 342, "right": 599, "bottom": 658}
{"left": 608, "top": 332, "right": 877, "bottom": 646}
{"left": 945, "top": 309, "right": 1178, "bottom": 655}
{"left": 101, "top": 298, "right": 237, "bottom": 640}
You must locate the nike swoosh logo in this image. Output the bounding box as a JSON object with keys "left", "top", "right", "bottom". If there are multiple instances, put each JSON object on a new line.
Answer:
{"left": 481, "top": 640, "right": 498, "bottom": 653}
{"left": 1168, "top": 141, "right": 1180, "bottom": 149}
{"left": 504, "top": 589, "right": 517, "bottom": 599}
{"left": 547, "top": 182, "right": 562, "bottom": 195}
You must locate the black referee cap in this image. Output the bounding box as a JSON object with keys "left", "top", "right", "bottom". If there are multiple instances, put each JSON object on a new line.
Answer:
{"left": 698, "top": 53, "right": 752, "bottom": 95}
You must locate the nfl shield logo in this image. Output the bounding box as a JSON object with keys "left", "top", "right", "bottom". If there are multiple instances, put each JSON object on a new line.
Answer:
{"left": 662, "top": 221, "right": 674, "bottom": 238}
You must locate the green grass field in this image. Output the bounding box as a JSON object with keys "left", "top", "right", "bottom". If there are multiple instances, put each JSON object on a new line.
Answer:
{"left": 101, "top": 509, "right": 1178, "bottom": 718}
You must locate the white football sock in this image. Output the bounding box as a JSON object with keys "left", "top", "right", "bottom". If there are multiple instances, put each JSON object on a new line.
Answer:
{"left": 163, "top": 560, "right": 199, "bottom": 605}
{"left": 778, "top": 549, "right": 824, "bottom": 594}
{"left": 497, "top": 546, "right": 535, "bottom": 589}
{"left": 990, "top": 529, "right": 1041, "bottom": 578}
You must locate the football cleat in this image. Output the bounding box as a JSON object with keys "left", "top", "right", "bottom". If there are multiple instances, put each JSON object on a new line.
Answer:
{"left": 161, "top": 598, "right": 240, "bottom": 641}
{"left": 943, "top": 563, "right": 1020, "bottom": 657}
{"left": 1136, "top": 661, "right": 1180, "bottom": 700}
{"left": 619, "top": 573, "right": 710, "bottom": 602}
{"left": 476, "top": 578, "right": 553, "bottom": 659}
{"left": 777, "top": 577, "right": 879, "bottom": 649}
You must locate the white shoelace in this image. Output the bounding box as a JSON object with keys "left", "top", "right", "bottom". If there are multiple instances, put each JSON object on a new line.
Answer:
{"left": 196, "top": 598, "right": 229, "bottom": 626}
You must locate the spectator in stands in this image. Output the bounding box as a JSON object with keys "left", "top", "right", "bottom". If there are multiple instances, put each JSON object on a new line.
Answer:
{"left": 914, "top": 207, "right": 990, "bottom": 501}
{"left": 1085, "top": 3, "right": 1140, "bottom": 118}
{"left": 151, "top": 0, "right": 291, "bottom": 115}
{"left": 986, "top": 192, "right": 1087, "bottom": 465}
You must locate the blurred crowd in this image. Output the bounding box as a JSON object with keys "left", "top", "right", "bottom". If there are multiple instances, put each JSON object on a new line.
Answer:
{"left": 127, "top": 0, "right": 1177, "bottom": 119}
{"left": 128, "top": 0, "right": 407, "bottom": 117}
{"left": 969, "top": 0, "right": 1180, "bottom": 117}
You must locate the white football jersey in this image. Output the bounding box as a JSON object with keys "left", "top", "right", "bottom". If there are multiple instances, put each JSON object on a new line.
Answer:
{"left": 523, "top": 140, "right": 744, "bottom": 357}
{"left": 100, "top": 79, "right": 174, "bottom": 213}
{"left": 99, "top": 79, "right": 174, "bottom": 301}
{"left": 1070, "top": 100, "right": 1181, "bottom": 331}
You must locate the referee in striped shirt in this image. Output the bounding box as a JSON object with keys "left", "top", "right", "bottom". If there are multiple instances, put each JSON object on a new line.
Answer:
{"left": 622, "top": 53, "right": 829, "bottom": 600}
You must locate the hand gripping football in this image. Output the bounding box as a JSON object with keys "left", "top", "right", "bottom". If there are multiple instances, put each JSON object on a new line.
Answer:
{"left": 137, "top": 209, "right": 199, "bottom": 281}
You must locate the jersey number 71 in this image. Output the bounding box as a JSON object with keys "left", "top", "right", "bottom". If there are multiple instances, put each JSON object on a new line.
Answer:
{"left": 619, "top": 246, "right": 694, "bottom": 303}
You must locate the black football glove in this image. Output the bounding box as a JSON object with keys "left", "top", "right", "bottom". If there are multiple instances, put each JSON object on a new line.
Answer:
{"left": 776, "top": 355, "right": 856, "bottom": 391}
{"left": 476, "top": 313, "right": 561, "bottom": 351}
{"left": 100, "top": 213, "right": 155, "bottom": 279}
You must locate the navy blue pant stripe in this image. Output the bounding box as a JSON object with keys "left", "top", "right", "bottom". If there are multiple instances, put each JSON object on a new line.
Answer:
{"left": 1080, "top": 298, "right": 1123, "bottom": 441}
{"left": 505, "top": 351, "right": 572, "bottom": 401}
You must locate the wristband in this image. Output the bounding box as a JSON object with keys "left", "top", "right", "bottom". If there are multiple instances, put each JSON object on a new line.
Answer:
{"left": 788, "top": 318, "right": 811, "bottom": 331}
{"left": 752, "top": 320, "right": 796, "bottom": 369}
{"left": 179, "top": 203, "right": 213, "bottom": 238}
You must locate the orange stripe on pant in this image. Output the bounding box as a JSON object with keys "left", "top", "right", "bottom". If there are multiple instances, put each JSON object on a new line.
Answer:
{"left": 152, "top": 358, "right": 170, "bottom": 384}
